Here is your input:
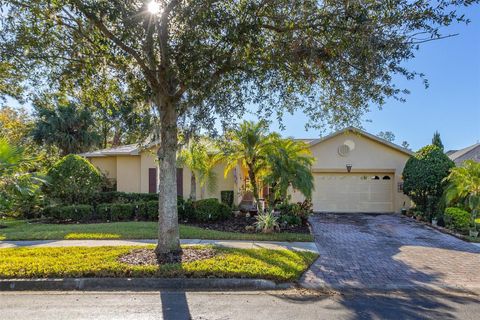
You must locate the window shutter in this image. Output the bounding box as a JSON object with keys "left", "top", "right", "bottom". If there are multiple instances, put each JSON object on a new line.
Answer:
{"left": 176, "top": 168, "right": 183, "bottom": 197}
{"left": 148, "top": 168, "right": 157, "bottom": 193}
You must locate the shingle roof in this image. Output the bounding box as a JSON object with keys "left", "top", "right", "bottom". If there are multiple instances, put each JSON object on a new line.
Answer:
{"left": 448, "top": 143, "right": 480, "bottom": 162}
{"left": 80, "top": 127, "right": 414, "bottom": 158}
{"left": 80, "top": 144, "right": 141, "bottom": 157}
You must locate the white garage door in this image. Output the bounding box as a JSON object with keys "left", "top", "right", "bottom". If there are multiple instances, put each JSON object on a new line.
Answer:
{"left": 312, "top": 173, "right": 394, "bottom": 213}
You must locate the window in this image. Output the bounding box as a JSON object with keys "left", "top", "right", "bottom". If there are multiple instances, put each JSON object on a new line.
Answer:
{"left": 371, "top": 175, "right": 380, "bottom": 180}
{"left": 382, "top": 176, "right": 391, "bottom": 180}
{"left": 398, "top": 182, "right": 404, "bottom": 192}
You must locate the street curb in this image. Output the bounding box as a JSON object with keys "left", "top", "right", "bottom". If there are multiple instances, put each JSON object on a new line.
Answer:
{"left": 0, "top": 278, "right": 296, "bottom": 292}
{"left": 300, "top": 282, "right": 480, "bottom": 295}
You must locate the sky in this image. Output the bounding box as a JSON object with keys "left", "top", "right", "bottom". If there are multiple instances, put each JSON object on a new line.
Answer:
{"left": 243, "top": 7, "right": 480, "bottom": 152}
{"left": 5, "top": 6, "right": 479, "bottom": 153}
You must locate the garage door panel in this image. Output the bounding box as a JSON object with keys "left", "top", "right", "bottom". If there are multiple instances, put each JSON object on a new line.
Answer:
{"left": 312, "top": 173, "right": 393, "bottom": 213}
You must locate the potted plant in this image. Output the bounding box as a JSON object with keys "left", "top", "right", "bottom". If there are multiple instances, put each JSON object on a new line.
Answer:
{"left": 401, "top": 202, "right": 407, "bottom": 216}
{"left": 254, "top": 211, "right": 280, "bottom": 233}
{"left": 470, "top": 227, "right": 479, "bottom": 238}
{"left": 431, "top": 216, "right": 438, "bottom": 226}
{"left": 232, "top": 204, "right": 241, "bottom": 217}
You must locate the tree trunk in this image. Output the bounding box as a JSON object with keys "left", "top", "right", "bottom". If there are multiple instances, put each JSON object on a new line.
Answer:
{"left": 154, "top": 98, "right": 181, "bottom": 261}
{"left": 112, "top": 129, "right": 122, "bottom": 147}
{"left": 248, "top": 165, "right": 260, "bottom": 211}
{"left": 190, "top": 173, "right": 196, "bottom": 200}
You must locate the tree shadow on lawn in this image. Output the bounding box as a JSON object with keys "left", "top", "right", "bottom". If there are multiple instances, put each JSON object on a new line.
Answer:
{"left": 291, "top": 212, "right": 480, "bottom": 319}
{"left": 232, "top": 247, "right": 317, "bottom": 280}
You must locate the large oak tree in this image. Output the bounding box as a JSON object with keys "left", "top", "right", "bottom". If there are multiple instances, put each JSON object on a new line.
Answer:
{"left": 0, "top": 0, "right": 476, "bottom": 260}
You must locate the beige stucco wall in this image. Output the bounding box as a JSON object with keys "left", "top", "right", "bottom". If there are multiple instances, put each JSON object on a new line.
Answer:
{"left": 86, "top": 130, "right": 411, "bottom": 212}
{"left": 290, "top": 131, "right": 411, "bottom": 212}
{"left": 90, "top": 157, "right": 117, "bottom": 179}
{"left": 116, "top": 156, "right": 141, "bottom": 193}
{"left": 201, "top": 163, "right": 236, "bottom": 201}
{"left": 137, "top": 149, "right": 237, "bottom": 203}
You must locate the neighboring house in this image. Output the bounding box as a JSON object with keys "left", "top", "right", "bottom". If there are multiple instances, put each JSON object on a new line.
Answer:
{"left": 82, "top": 127, "right": 412, "bottom": 213}
{"left": 446, "top": 143, "right": 480, "bottom": 165}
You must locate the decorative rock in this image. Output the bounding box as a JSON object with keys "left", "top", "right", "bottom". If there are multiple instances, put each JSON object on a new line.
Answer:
{"left": 245, "top": 225, "right": 255, "bottom": 232}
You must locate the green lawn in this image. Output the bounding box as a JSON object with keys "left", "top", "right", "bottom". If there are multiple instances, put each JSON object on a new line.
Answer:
{"left": 0, "top": 220, "right": 313, "bottom": 242}
{"left": 0, "top": 245, "right": 318, "bottom": 281}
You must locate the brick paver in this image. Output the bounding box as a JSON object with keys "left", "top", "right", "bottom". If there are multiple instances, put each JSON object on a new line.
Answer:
{"left": 300, "top": 213, "right": 480, "bottom": 291}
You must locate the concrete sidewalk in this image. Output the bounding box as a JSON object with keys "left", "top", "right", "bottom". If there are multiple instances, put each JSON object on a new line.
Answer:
{"left": 0, "top": 239, "right": 318, "bottom": 252}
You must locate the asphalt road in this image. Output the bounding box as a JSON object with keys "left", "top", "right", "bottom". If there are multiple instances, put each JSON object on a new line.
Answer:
{"left": 1, "top": 289, "right": 479, "bottom": 320}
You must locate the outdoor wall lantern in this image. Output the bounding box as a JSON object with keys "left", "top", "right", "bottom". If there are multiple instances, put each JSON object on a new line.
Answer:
{"left": 346, "top": 164, "right": 352, "bottom": 173}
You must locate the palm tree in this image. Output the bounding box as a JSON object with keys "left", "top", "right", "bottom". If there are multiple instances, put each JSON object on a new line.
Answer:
{"left": 177, "top": 140, "right": 218, "bottom": 200}
{"left": 31, "top": 101, "right": 100, "bottom": 156}
{"left": 220, "top": 121, "right": 276, "bottom": 207}
{"left": 0, "top": 139, "right": 45, "bottom": 215}
{"left": 444, "top": 160, "right": 480, "bottom": 230}
{"left": 264, "top": 138, "right": 314, "bottom": 203}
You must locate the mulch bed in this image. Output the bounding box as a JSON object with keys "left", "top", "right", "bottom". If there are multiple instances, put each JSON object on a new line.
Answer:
{"left": 183, "top": 215, "right": 310, "bottom": 234}
{"left": 118, "top": 248, "right": 217, "bottom": 266}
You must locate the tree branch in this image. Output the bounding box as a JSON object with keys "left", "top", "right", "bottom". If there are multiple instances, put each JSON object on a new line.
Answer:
{"left": 71, "top": 0, "right": 158, "bottom": 88}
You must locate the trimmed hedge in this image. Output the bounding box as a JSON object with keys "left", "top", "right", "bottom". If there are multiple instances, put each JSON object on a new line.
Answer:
{"left": 110, "top": 203, "right": 135, "bottom": 221}
{"left": 87, "top": 192, "right": 158, "bottom": 205}
{"left": 44, "top": 205, "right": 93, "bottom": 222}
{"left": 194, "top": 198, "right": 232, "bottom": 222}
{"left": 43, "top": 196, "right": 232, "bottom": 223}
{"left": 444, "top": 207, "right": 470, "bottom": 234}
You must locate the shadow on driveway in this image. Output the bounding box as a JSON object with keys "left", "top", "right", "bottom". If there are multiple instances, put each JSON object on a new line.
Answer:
{"left": 297, "top": 212, "right": 480, "bottom": 319}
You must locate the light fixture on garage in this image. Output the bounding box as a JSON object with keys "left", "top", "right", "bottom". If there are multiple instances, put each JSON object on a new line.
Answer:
{"left": 346, "top": 164, "right": 352, "bottom": 173}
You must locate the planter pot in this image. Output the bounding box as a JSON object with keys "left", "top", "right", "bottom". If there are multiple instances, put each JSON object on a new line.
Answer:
{"left": 469, "top": 230, "right": 479, "bottom": 238}
{"left": 262, "top": 228, "right": 274, "bottom": 234}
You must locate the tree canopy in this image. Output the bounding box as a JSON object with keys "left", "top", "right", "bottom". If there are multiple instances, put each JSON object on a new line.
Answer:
{"left": 1, "top": 0, "right": 476, "bottom": 258}
{"left": 402, "top": 145, "right": 454, "bottom": 218}
{"left": 378, "top": 131, "right": 396, "bottom": 143}
{"left": 1, "top": 0, "right": 476, "bottom": 131}
{"left": 432, "top": 131, "right": 444, "bottom": 151}
{"left": 31, "top": 99, "right": 100, "bottom": 156}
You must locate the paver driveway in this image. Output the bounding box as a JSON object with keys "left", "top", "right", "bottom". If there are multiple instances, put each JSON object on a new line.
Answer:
{"left": 300, "top": 213, "right": 480, "bottom": 291}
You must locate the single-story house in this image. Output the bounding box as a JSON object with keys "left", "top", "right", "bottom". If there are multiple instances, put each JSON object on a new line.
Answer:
{"left": 82, "top": 127, "right": 412, "bottom": 213}
{"left": 446, "top": 143, "right": 480, "bottom": 166}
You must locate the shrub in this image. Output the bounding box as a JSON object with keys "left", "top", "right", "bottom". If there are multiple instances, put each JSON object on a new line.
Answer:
{"left": 444, "top": 207, "right": 470, "bottom": 233}
{"left": 87, "top": 192, "right": 158, "bottom": 205}
{"left": 194, "top": 198, "right": 231, "bottom": 222}
{"left": 275, "top": 199, "right": 312, "bottom": 226}
{"left": 255, "top": 211, "right": 280, "bottom": 233}
{"left": 44, "top": 205, "right": 93, "bottom": 222}
{"left": 145, "top": 201, "right": 159, "bottom": 221}
{"left": 95, "top": 203, "right": 135, "bottom": 221}
{"left": 96, "top": 203, "right": 111, "bottom": 221}
{"left": 402, "top": 145, "right": 454, "bottom": 219}
{"left": 109, "top": 203, "right": 135, "bottom": 221}
{"left": 180, "top": 199, "right": 196, "bottom": 220}
{"left": 45, "top": 155, "right": 102, "bottom": 204}
{"left": 278, "top": 214, "right": 301, "bottom": 226}
{"left": 220, "top": 191, "right": 234, "bottom": 207}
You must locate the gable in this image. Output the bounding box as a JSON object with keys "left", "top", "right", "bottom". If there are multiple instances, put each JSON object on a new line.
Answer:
{"left": 308, "top": 130, "right": 410, "bottom": 171}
